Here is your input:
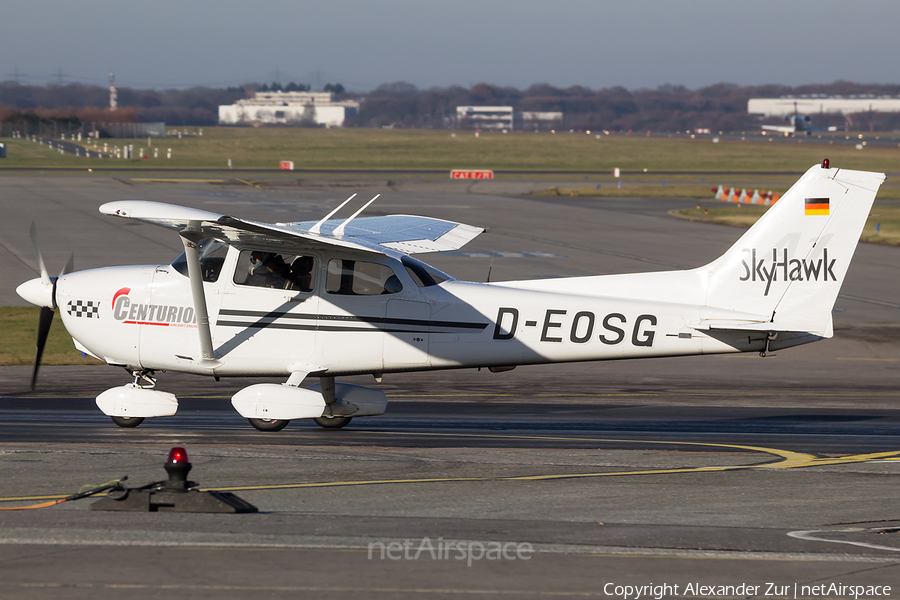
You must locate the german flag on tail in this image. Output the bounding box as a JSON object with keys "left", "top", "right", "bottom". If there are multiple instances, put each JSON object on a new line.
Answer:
{"left": 805, "top": 197, "right": 830, "bottom": 216}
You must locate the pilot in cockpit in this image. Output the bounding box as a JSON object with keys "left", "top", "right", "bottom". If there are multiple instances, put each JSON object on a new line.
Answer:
{"left": 247, "top": 251, "right": 290, "bottom": 288}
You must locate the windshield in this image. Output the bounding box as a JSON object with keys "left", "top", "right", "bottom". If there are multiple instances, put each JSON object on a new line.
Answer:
{"left": 401, "top": 255, "right": 453, "bottom": 287}
{"left": 171, "top": 238, "right": 229, "bottom": 282}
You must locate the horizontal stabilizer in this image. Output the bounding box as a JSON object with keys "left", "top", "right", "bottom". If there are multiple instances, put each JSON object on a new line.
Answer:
{"left": 691, "top": 319, "right": 832, "bottom": 335}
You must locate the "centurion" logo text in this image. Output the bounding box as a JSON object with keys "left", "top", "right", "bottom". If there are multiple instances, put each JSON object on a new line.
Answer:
{"left": 740, "top": 248, "right": 837, "bottom": 296}
{"left": 112, "top": 287, "right": 196, "bottom": 326}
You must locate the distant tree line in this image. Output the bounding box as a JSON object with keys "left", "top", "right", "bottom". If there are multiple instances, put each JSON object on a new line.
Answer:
{"left": 2, "top": 80, "right": 900, "bottom": 131}
{"left": 351, "top": 81, "right": 900, "bottom": 132}
{"left": 0, "top": 82, "right": 246, "bottom": 127}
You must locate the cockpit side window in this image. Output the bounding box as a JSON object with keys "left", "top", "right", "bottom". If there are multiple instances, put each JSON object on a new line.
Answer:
{"left": 326, "top": 259, "right": 402, "bottom": 295}
{"left": 233, "top": 250, "right": 317, "bottom": 292}
{"left": 171, "top": 238, "right": 229, "bottom": 283}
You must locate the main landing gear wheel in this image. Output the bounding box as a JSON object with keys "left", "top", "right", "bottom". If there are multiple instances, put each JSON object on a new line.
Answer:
{"left": 248, "top": 418, "right": 290, "bottom": 432}
{"left": 313, "top": 416, "right": 352, "bottom": 429}
{"left": 110, "top": 416, "right": 144, "bottom": 428}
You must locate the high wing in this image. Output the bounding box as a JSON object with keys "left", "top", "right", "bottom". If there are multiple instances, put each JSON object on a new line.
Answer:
{"left": 99, "top": 200, "right": 483, "bottom": 256}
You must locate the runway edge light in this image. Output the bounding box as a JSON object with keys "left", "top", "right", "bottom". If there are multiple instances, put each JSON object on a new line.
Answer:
{"left": 90, "top": 447, "right": 258, "bottom": 514}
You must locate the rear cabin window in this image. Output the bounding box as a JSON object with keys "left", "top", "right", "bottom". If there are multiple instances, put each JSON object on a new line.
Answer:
{"left": 233, "top": 250, "right": 316, "bottom": 292}
{"left": 326, "top": 259, "right": 402, "bottom": 295}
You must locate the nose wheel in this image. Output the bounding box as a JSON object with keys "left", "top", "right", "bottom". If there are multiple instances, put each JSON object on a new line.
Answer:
{"left": 111, "top": 416, "right": 144, "bottom": 428}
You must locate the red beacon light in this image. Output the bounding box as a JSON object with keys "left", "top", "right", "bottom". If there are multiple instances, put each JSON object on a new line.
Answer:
{"left": 822, "top": 158, "right": 830, "bottom": 169}
{"left": 164, "top": 447, "right": 192, "bottom": 491}
{"left": 167, "top": 447, "right": 189, "bottom": 464}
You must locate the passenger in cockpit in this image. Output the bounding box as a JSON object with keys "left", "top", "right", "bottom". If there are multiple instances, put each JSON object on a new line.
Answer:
{"left": 287, "top": 255, "right": 315, "bottom": 292}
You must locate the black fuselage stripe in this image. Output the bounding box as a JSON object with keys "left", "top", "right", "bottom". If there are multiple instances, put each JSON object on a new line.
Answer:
{"left": 217, "top": 320, "right": 316, "bottom": 331}
{"left": 217, "top": 309, "right": 486, "bottom": 330}
{"left": 216, "top": 320, "right": 434, "bottom": 333}
{"left": 220, "top": 309, "right": 316, "bottom": 318}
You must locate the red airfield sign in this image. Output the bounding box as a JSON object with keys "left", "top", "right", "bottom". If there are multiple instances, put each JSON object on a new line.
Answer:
{"left": 451, "top": 169, "right": 493, "bottom": 180}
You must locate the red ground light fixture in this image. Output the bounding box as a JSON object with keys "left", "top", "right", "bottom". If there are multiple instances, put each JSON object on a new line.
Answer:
{"left": 91, "top": 446, "right": 257, "bottom": 513}
{"left": 164, "top": 447, "right": 192, "bottom": 491}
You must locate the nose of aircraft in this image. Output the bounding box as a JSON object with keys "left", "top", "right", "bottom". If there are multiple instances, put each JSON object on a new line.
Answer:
{"left": 16, "top": 277, "right": 55, "bottom": 308}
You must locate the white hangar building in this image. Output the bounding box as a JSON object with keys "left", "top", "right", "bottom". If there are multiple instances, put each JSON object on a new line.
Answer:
{"left": 455, "top": 106, "right": 564, "bottom": 131}
{"left": 219, "top": 91, "right": 359, "bottom": 127}
{"left": 748, "top": 96, "right": 900, "bottom": 117}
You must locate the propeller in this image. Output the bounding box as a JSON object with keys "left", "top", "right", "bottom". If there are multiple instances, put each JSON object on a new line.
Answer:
{"left": 32, "top": 306, "right": 54, "bottom": 390}
{"left": 16, "top": 223, "right": 74, "bottom": 390}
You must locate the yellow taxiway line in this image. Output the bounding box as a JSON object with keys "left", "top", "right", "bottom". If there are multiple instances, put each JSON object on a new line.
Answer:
{"left": 206, "top": 434, "right": 900, "bottom": 493}
{"left": 1, "top": 433, "right": 897, "bottom": 502}
{"left": 131, "top": 178, "right": 224, "bottom": 183}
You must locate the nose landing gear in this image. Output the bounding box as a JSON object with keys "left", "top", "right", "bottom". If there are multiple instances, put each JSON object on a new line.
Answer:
{"left": 97, "top": 369, "right": 178, "bottom": 428}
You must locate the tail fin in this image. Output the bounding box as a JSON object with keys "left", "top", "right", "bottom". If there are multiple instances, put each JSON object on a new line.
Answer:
{"left": 703, "top": 163, "right": 885, "bottom": 336}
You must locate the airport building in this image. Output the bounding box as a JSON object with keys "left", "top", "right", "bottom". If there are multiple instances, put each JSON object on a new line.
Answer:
{"left": 517, "top": 111, "right": 564, "bottom": 131}
{"left": 748, "top": 96, "right": 900, "bottom": 117}
{"left": 218, "top": 91, "right": 359, "bottom": 127}
{"left": 456, "top": 106, "right": 514, "bottom": 130}
{"left": 456, "top": 106, "right": 563, "bottom": 131}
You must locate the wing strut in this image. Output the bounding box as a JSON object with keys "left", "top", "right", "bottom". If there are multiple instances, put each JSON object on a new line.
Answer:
{"left": 180, "top": 232, "right": 222, "bottom": 370}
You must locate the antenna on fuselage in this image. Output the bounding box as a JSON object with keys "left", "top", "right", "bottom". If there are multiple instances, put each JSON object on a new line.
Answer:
{"left": 333, "top": 194, "right": 380, "bottom": 237}
{"left": 309, "top": 193, "right": 356, "bottom": 235}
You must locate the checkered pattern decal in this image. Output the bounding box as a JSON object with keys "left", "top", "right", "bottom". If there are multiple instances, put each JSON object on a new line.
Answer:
{"left": 66, "top": 300, "right": 99, "bottom": 318}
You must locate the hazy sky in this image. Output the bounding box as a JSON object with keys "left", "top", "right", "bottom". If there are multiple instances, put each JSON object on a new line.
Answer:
{"left": 4, "top": 0, "right": 898, "bottom": 91}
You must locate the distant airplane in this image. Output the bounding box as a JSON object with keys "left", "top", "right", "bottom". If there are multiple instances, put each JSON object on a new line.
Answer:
{"left": 760, "top": 101, "right": 838, "bottom": 136}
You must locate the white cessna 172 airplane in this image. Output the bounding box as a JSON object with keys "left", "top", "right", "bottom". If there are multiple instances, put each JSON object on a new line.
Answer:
{"left": 16, "top": 162, "right": 884, "bottom": 431}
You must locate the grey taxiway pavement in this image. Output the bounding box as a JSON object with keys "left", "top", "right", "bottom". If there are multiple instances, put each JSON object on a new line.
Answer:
{"left": 1, "top": 175, "right": 899, "bottom": 598}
